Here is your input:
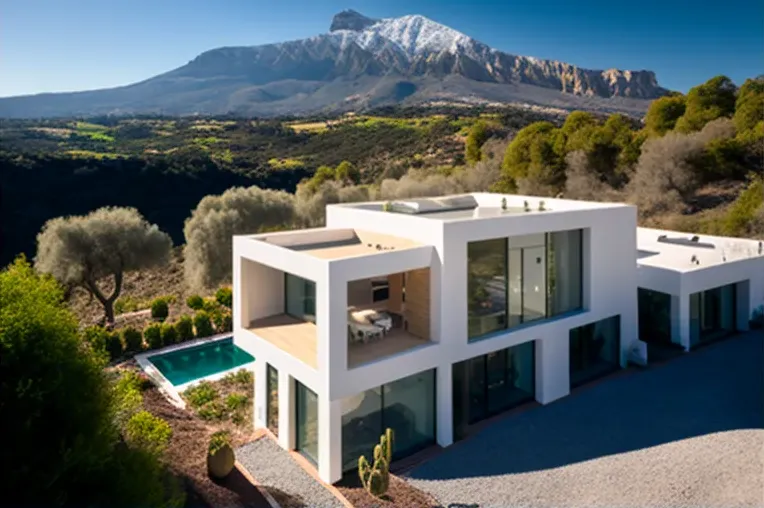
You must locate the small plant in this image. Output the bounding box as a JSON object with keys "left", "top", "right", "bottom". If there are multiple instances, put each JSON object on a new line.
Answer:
{"left": 382, "top": 201, "right": 393, "bottom": 212}
{"left": 538, "top": 200, "right": 546, "bottom": 211}
{"left": 125, "top": 410, "right": 173, "bottom": 457}
{"left": 202, "top": 297, "right": 220, "bottom": 313}
{"left": 151, "top": 298, "right": 169, "bottom": 321}
{"left": 160, "top": 322, "right": 178, "bottom": 346}
{"left": 144, "top": 323, "right": 163, "bottom": 350}
{"left": 197, "top": 401, "right": 227, "bottom": 421}
{"left": 207, "top": 430, "right": 235, "bottom": 479}
{"left": 194, "top": 311, "right": 214, "bottom": 338}
{"left": 114, "top": 295, "right": 149, "bottom": 315}
{"left": 215, "top": 287, "right": 233, "bottom": 308}
{"left": 523, "top": 200, "right": 530, "bottom": 212}
{"left": 224, "top": 369, "right": 253, "bottom": 388}
{"left": 358, "top": 428, "right": 393, "bottom": 498}
{"left": 184, "top": 381, "right": 218, "bottom": 408}
{"left": 105, "top": 331, "right": 124, "bottom": 361}
{"left": 225, "top": 393, "right": 249, "bottom": 412}
{"left": 501, "top": 197, "right": 507, "bottom": 211}
{"left": 176, "top": 315, "right": 194, "bottom": 341}
{"left": 121, "top": 327, "right": 144, "bottom": 353}
{"left": 186, "top": 294, "right": 204, "bottom": 310}
{"left": 212, "top": 310, "right": 232, "bottom": 333}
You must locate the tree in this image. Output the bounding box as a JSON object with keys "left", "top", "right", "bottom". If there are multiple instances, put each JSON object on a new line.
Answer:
{"left": 0, "top": 256, "right": 115, "bottom": 505}
{"left": 733, "top": 78, "right": 764, "bottom": 133}
{"left": 184, "top": 186, "right": 295, "bottom": 291}
{"left": 675, "top": 75, "right": 737, "bottom": 133}
{"left": 35, "top": 207, "right": 172, "bottom": 325}
{"left": 465, "top": 121, "right": 491, "bottom": 164}
{"left": 501, "top": 121, "right": 557, "bottom": 181}
{"left": 335, "top": 160, "right": 361, "bottom": 184}
{"left": 644, "top": 95, "right": 686, "bottom": 135}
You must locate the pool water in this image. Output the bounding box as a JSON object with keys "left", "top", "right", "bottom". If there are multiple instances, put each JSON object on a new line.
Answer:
{"left": 147, "top": 338, "right": 254, "bottom": 386}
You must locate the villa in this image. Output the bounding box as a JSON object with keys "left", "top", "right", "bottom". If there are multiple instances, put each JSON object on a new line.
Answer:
{"left": 232, "top": 193, "right": 764, "bottom": 484}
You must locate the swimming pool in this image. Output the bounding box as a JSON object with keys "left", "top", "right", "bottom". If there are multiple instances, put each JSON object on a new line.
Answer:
{"left": 147, "top": 337, "right": 254, "bottom": 386}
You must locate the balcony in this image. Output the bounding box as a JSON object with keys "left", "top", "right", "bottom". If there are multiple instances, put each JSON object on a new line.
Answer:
{"left": 247, "top": 314, "right": 318, "bottom": 368}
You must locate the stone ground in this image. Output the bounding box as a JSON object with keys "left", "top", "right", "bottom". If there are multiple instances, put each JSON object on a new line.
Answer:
{"left": 407, "top": 331, "right": 764, "bottom": 508}
{"left": 237, "top": 437, "right": 344, "bottom": 508}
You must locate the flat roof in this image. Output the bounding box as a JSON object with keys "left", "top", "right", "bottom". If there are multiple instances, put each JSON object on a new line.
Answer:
{"left": 338, "top": 192, "right": 630, "bottom": 222}
{"left": 637, "top": 227, "right": 764, "bottom": 272}
{"left": 253, "top": 228, "right": 423, "bottom": 260}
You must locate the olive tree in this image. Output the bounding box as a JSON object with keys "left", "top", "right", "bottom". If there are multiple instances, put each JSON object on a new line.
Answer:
{"left": 36, "top": 207, "right": 172, "bottom": 325}
{"left": 183, "top": 186, "right": 295, "bottom": 291}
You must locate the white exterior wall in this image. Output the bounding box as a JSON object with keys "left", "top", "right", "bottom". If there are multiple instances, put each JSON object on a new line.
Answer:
{"left": 234, "top": 198, "right": 643, "bottom": 484}
{"left": 637, "top": 252, "right": 764, "bottom": 350}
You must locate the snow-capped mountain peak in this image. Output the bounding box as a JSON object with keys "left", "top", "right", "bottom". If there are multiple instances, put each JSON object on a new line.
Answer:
{"left": 330, "top": 12, "right": 480, "bottom": 59}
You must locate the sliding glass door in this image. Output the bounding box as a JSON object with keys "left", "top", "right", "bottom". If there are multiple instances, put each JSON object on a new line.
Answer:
{"left": 690, "top": 284, "right": 737, "bottom": 346}
{"left": 569, "top": 315, "right": 621, "bottom": 388}
{"left": 295, "top": 381, "right": 319, "bottom": 465}
{"left": 285, "top": 273, "right": 316, "bottom": 322}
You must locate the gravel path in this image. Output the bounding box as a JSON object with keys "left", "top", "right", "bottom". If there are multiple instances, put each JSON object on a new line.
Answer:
{"left": 237, "top": 437, "right": 343, "bottom": 508}
{"left": 407, "top": 331, "right": 764, "bottom": 508}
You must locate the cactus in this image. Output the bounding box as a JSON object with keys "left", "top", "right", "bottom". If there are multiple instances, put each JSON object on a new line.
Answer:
{"left": 358, "top": 428, "right": 394, "bottom": 497}
{"left": 523, "top": 200, "right": 530, "bottom": 212}
{"left": 538, "top": 200, "right": 546, "bottom": 211}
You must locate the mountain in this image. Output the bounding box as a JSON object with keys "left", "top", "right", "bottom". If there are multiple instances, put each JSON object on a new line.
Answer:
{"left": 0, "top": 10, "right": 669, "bottom": 118}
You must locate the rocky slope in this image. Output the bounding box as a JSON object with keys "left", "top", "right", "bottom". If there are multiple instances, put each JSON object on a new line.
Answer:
{"left": 0, "top": 10, "right": 668, "bottom": 118}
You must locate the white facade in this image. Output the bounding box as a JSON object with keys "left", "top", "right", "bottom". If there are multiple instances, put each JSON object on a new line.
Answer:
{"left": 232, "top": 193, "right": 762, "bottom": 484}
{"left": 637, "top": 228, "right": 764, "bottom": 351}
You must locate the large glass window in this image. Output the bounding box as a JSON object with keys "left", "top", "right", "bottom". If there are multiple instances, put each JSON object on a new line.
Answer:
{"left": 266, "top": 364, "right": 279, "bottom": 437}
{"left": 638, "top": 288, "right": 672, "bottom": 344}
{"left": 295, "top": 381, "right": 318, "bottom": 465}
{"left": 690, "top": 284, "right": 737, "bottom": 346}
{"left": 467, "top": 239, "right": 507, "bottom": 338}
{"left": 468, "top": 230, "right": 583, "bottom": 341}
{"left": 453, "top": 341, "right": 535, "bottom": 430}
{"left": 569, "top": 315, "right": 621, "bottom": 388}
{"left": 340, "top": 370, "right": 436, "bottom": 472}
{"left": 547, "top": 230, "right": 583, "bottom": 316}
{"left": 285, "top": 273, "right": 316, "bottom": 322}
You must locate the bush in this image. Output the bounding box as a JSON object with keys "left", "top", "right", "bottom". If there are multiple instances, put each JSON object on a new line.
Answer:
{"left": 150, "top": 298, "right": 169, "bottom": 321}
{"left": 124, "top": 411, "right": 173, "bottom": 457}
{"left": 225, "top": 393, "right": 249, "bottom": 412}
{"left": 211, "top": 309, "right": 233, "bottom": 333}
{"left": 198, "top": 401, "right": 227, "bottom": 421}
{"left": 175, "top": 316, "right": 194, "bottom": 341}
{"left": 121, "top": 327, "right": 144, "bottom": 353}
{"left": 223, "top": 368, "right": 253, "bottom": 388}
{"left": 113, "top": 372, "right": 144, "bottom": 429}
{"left": 193, "top": 311, "right": 214, "bottom": 338}
{"left": 144, "top": 323, "right": 163, "bottom": 350}
{"left": 202, "top": 297, "right": 220, "bottom": 313}
{"left": 105, "top": 331, "right": 124, "bottom": 361}
{"left": 184, "top": 381, "right": 218, "bottom": 408}
{"left": 215, "top": 287, "right": 233, "bottom": 308}
{"left": 186, "top": 294, "right": 204, "bottom": 310}
{"left": 160, "top": 323, "right": 178, "bottom": 346}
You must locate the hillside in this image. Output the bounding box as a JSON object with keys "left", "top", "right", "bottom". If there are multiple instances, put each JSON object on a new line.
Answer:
{"left": 0, "top": 11, "right": 666, "bottom": 118}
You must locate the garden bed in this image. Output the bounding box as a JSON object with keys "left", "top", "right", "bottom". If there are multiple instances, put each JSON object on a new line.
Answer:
{"left": 335, "top": 472, "right": 437, "bottom": 508}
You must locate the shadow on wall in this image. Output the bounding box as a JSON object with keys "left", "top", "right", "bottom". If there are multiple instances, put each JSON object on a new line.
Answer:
{"left": 408, "top": 331, "right": 763, "bottom": 481}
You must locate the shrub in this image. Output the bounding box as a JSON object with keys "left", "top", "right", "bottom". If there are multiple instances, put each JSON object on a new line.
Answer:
{"left": 215, "top": 287, "right": 233, "bottom": 308}
{"left": 211, "top": 309, "right": 232, "bottom": 332}
{"left": 114, "top": 295, "right": 150, "bottom": 315}
{"left": 202, "top": 297, "right": 220, "bottom": 313}
{"left": 150, "top": 298, "right": 169, "bottom": 321}
{"left": 225, "top": 393, "right": 249, "bottom": 412}
{"left": 113, "top": 372, "right": 144, "bottom": 429}
{"left": 175, "top": 316, "right": 194, "bottom": 341}
{"left": 184, "top": 381, "right": 218, "bottom": 408}
{"left": 193, "top": 311, "right": 214, "bottom": 338}
{"left": 197, "top": 401, "right": 227, "bottom": 421}
{"left": 208, "top": 430, "right": 232, "bottom": 456}
{"left": 105, "top": 331, "right": 124, "bottom": 361}
{"left": 186, "top": 294, "right": 204, "bottom": 310}
{"left": 160, "top": 323, "right": 178, "bottom": 346}
{"left": 124, "top": 411, "right": 172, "bottom": 457}
{"left": 121, "top": 327, "right": 144, "bottom": 353}
{"left": 224, "top": 368, "right": 253, "bottom": 388}
{"left": 144, "top": 323, "right": 163, "bottom": 350}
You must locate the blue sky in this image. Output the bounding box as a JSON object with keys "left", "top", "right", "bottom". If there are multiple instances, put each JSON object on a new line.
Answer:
{"left": 1, "top": 0, "right": 762, "bottom": 97}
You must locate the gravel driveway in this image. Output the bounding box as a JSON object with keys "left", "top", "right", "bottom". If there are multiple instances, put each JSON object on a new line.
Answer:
{"left": 407, "top": 331, "right": 764, "bottom": 508}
